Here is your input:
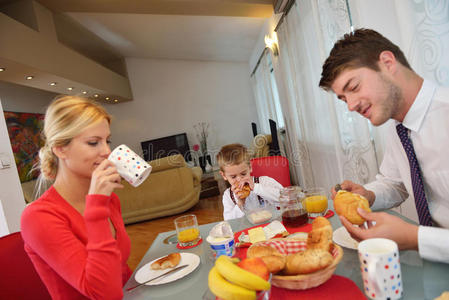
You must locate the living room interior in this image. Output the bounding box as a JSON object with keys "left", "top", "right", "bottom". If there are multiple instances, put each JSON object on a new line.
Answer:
{"left": 1, "top": 0, "right": 448, "bottom": 273}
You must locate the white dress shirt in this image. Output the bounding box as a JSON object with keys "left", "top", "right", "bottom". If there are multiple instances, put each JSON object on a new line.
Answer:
{"left": 364, "top": 80, "right": 449, "bottom": 263}
{"left": 222, "top": 176, "right": 283, "bottom": 221}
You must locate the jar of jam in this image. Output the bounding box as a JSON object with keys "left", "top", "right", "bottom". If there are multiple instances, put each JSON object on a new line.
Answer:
{"left": 279, "top": 186, "right": 308, "bottom": 227}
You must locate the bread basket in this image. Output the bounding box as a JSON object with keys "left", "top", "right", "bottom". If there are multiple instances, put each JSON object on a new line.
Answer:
{"left": 248, "top": 238, "right": 343, "bottom": 290}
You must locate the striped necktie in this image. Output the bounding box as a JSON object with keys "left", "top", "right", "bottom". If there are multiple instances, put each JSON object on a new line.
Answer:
{"left": 396, "top": 123, "right": 432, "bottom": 226}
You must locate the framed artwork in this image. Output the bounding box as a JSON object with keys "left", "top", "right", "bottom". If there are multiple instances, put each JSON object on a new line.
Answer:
{"left": 4, "top": 111, "right": 45, "bottom": 182}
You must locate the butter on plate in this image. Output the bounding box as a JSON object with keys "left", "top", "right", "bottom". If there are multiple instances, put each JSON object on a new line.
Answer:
{"left": 239, "top": 221, "right": 289, "bottom": 245}
{"left": 248, "top": 227, "right": 266, "bottom": 244}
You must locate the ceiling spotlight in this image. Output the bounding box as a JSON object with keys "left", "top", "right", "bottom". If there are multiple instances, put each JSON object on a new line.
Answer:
{"left": 25, "top": 76, "right": 34, "bottom": 80}
{"left": 49, "top": 82, "right": 57, "bottom": 86}
{"left": 105, "top": 97, "right": 110, "bottom": 100}
{"left": 67, "top": 87, "right": 73, "bottom": 91}
{"left": 114, "top": 99, "right": 118, "bottom": 103}
{"left": 82, "top": 91, "right": 87, "bottom": 94}
{"left": 0, "top": 68, "right": 5, "bottom": 72}
{"left": 94, "top": 94, "right": 99, "bottom": 98}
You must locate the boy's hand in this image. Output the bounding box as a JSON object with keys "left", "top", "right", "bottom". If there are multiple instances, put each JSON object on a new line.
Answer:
{"left": 232, "top": 181, "right": 251, "bottom": 200}
{"left": 238, "top": 178, "right": 254, "bottom": 190}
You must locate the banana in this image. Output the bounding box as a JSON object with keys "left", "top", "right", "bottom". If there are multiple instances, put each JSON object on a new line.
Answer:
{"left": 208, "top": 267, "right": 256, "bottom": 300}
{"left": 215, "top": 256, "right": 271, "bottom": 291}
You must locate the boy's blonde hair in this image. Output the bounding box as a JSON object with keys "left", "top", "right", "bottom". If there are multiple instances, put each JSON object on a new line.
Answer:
{"left": 217, "top": 143, "right": 250, "bottom": 172}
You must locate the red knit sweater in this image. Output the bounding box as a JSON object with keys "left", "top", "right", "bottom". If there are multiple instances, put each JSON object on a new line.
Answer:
{"left": 21, "top": 186, "right": 132, "bottom": 299}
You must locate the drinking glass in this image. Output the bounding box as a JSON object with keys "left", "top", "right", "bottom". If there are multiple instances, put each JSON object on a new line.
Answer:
{"left": 303, "top": 187, "right": 328, "bottom": 218}
{"left": 174, "top": 214, "right": 201, "bottom": 247}
{"left": 279, "top": 186, "right": 308, "bottom": 227}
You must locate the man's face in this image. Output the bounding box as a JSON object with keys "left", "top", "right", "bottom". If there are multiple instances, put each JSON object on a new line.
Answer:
{"left": 330, "top": 67, "right": 402, "bottom": 126}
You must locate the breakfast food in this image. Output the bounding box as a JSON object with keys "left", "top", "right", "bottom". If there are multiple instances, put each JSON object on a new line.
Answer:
{"left": 284, "top": 248, "right": 333, "bottom": 275}
{"left": 150, "top": 253, "right": 181, "bottom": 270}
{"left": 247, "top": 210, "right": 272, "bottom": 224}
{"left": 237, "top": 183, "right": 251, "bottom": 200}
{"left": 334, "top": 190, "right": 371, "bottom": 225}
{"left": 248, "top": 227, "right": 266, "bottom": 244}
{"left": 307, "top": 216, "right": 333, "bottom": 252}
{"left": 247, "top": 245, "right": 286, "bottom": 274}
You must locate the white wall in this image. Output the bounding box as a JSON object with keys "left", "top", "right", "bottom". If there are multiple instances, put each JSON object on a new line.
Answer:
{"left": 107, "top": 58, "right": 259, "bottom": 164}
{"left": 0, "top": 81, "right": 56, "bottom": 236}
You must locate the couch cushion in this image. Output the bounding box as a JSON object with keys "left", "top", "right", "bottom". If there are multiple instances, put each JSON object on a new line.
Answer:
{"left": 149, "top": 154, "right": 186, "bottom": 172}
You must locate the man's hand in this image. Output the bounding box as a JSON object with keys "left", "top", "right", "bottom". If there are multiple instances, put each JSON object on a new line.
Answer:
{"left": 331, "top": 180, "right": 376, "bottom": 206}
{"left": 340, "top": 208, "right": 419, "bottom": 251}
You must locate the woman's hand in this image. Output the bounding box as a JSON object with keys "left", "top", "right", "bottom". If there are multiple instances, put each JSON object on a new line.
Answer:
{"left": 331, "top": 180, "right": 376, "bottom": 206}
{"left": 340, "top": 208, "right": 419, "bottom": 251}
{"left": 88, "top": 159, "right": 124, "bottom": 196}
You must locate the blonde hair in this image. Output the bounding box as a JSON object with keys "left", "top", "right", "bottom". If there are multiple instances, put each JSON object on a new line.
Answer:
{"left": 216, "top": 143, "right": 250, "bottom": 172}
{"left": 35, "top": 96, "right": 111, "bottom": 197}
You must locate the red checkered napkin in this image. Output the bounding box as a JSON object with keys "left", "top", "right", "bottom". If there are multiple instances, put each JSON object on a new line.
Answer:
{"left": 254, "top": 239, "right": 339, "bottom": 258}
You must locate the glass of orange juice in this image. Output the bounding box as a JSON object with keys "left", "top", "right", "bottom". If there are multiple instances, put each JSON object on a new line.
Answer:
{"left": 303, "top": 187, "right": 328, "bottom": 218}
{"left": 174, "top": 214, "right": 201, "bottom": 247}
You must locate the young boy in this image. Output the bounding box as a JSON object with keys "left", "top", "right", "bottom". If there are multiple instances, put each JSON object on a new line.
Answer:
{"left": 217, "top": 143, "right": 283, "bottom": 220}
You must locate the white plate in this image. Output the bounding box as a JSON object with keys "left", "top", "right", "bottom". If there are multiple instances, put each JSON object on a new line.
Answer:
{"left": 135, "top": 253, "right": 200, "bottom": 285}
{"left": 333, "top": 226, "right": 359, "bottom": 250}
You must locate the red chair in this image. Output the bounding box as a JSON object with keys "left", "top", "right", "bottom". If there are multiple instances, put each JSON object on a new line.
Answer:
{"left": 250, "top": 156, "right": 291, "bottom": 187}
{"left": 0, "top": 232, "right": 51, "bottom": 299}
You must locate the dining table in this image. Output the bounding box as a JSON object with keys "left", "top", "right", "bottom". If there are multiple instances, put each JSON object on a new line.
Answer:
{"left": 123, "top": 209, "right": 449, "bottom": 299}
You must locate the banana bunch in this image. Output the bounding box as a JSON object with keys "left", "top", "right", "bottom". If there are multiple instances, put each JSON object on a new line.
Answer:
{"left": 208, "top": 256, "right": 270, "bottom": 300}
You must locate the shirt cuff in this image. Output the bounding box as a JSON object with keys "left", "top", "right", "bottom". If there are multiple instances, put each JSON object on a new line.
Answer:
{"left": 418, "top": 226, "right": 449, "bottom": 263}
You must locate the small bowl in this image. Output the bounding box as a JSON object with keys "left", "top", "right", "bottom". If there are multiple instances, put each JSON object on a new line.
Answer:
{"left": 245, "top": 208, "right": 273, "bottom": 225}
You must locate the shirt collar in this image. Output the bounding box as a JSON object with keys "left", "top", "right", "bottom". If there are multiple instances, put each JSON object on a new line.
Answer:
{"left": 400, "top": 79, "right": 436, "bottom": 132}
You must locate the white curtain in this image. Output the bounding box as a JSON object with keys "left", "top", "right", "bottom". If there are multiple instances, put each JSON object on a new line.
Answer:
{"left": 271, "top": 0, "right": 379, "bottom": 190}
{"left": 250, "top": 51, "right": 285, "bottom": 134}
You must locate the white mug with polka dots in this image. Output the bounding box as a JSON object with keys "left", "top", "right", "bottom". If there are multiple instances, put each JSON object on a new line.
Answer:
{"left": 358, "top": 238, "right": 403, "bottom": 300}
{"left": 108, "top": 144, "right": 152, "bottom": 187}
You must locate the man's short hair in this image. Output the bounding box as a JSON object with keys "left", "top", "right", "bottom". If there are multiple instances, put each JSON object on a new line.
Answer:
{"left": 319, "top": 28, "right": 412, "bottom": 91}
{"left": 217, "top": 143, "right": 250, "bottom": 172}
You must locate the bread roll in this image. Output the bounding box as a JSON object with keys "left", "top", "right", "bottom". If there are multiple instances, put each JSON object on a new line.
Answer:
{"left": 307, "top": 217, "right": 333, "bottom": 252}
{"left": 150, "top": 253, "right": 181, "bottom": 270}
{"left": 247, "top": 245, "right": 286, "bottom": 273}
{"left": 237, "top": 184, "right": 251, "bottom": 200}
{"left": 334, "top": 190, "right": 371, "bottom": 225}
{"left": 284, "top": 249, "right": 333, "bottom": 275}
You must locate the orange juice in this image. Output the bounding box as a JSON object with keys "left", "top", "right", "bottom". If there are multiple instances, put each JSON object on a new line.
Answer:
{"left": 177, "top": 228, "right": 200, "bottom": 243}
{"left": 304, "top": 195, "right": 328, "bottom": 213}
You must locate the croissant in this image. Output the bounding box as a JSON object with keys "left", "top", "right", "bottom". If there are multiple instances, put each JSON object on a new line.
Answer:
{"left": 150, "top": 253, "right": 181, "bottom": 270}
{"left": 334, "top": 190, "right": 371, "bottom": 225}
{"left": 237, "top": 184, "right": 251, "bottom": 200}
{"left": 307, "top": 217, "right": 333, "bottom": 252}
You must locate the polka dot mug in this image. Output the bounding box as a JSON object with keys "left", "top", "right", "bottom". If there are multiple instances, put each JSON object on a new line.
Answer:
{"left": 358, "top": 238, "right": 403, "bottom": 300}
{"left": 108, "top": 144, "right": 152, "bottom": 187}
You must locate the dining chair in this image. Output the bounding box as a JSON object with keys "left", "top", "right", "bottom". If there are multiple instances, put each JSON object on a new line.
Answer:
{"left": 0, "top": 232, "right": 51, "bottom": 299}
{"left": 250, "top": 155, "right": 291, "bottom": 187}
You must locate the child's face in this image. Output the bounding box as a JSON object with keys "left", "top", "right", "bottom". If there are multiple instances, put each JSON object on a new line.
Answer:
{"left": 220, "top": 162, "right": 251, "bottom": 187}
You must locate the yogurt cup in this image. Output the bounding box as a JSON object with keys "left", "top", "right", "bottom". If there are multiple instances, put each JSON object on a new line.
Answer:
{"left": 206, "top": 236, "right": 235, "bottom": 258}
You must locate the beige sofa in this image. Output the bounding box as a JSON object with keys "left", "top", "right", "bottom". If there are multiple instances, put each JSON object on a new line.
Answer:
{"left": 21, "top": 154, "right": 202, "bottom": 224}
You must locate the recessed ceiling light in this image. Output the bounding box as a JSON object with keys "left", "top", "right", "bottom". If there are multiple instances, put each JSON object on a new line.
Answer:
{"left": 0, "top": 68, "right": 5, "bottom": 72}
{"left": 94, "top": 94, "right": 99, "bottom": 98}
{"left": 105, "top": 97, "right": 110, "bottom": 100}
{"left": 67, "top": 87, "right": 73, "bottom": 91}
{"left": 114, "top": 99, "right": 118, "bottom": 103}
{"left": 25, "top": 75, "right": 34, "bottom": 80}
{"left": 49, "top": 82, "right": 57, "bottom": 86}
{"left": 82, "top": 91, "right": 87, "bottom": 94}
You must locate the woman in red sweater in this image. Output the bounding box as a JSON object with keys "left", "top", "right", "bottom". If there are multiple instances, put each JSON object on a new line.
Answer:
{"left": 21, "top": 96, "right": 132, "bottom": 299}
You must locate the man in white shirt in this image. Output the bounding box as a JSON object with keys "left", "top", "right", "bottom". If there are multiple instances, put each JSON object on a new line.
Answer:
{"left": 319, "top": 28, "right": 449, "bottom": 263}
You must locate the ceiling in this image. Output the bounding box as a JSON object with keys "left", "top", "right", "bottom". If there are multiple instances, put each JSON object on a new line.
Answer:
{"left": 0, "top": 0, "right": 274, "bottom": 103}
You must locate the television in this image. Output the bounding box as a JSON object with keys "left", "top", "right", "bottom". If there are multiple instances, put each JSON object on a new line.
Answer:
{"left": 141, "top": 133, "right": 192, "bottom": 162}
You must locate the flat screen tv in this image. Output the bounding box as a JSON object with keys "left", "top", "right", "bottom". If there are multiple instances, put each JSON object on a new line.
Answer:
{"left": 141, "top": 133, "right": 191, "bottom": 162}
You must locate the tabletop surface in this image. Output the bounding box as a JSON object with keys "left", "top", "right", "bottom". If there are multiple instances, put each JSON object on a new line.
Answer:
{"left": 123, "top": 210, "right": 449, "bottom": 300}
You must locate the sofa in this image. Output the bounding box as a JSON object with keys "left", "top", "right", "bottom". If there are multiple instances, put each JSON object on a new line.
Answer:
{"left": 21, "top": 154, "right": 203, "bottom": 224}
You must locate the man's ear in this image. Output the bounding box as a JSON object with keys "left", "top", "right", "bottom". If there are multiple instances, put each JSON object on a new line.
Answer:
{"left": 52, "top": 145, "right": 67, "bottom": 160}
{"left": 378, "top": 50, "right": 397, "bottom": 73}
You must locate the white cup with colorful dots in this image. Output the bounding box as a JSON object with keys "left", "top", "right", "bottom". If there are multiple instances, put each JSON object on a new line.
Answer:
{"left": 358, "top": 238, "right": 403, "bottom": 300}
{"left": 108, "top": 144, "right": 152, "bottom": 187}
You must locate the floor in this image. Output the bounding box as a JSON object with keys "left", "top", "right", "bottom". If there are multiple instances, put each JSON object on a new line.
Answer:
{"left": 125, "top": 195, "right": 224, "bottom": 271}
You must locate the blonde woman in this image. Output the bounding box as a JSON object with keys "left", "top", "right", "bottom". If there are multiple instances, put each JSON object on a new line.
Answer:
{"left": 21, "top": 96, "right": 131, "bottom": 299}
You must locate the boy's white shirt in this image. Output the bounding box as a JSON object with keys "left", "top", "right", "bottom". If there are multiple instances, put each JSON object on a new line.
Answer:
{"left": 222, "top": 176, "right": 283, "bottom": 221}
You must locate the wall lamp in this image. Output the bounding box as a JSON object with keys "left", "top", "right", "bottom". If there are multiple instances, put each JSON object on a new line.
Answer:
{"left": 264, "top": 32, "right": 279, "bottom": 56}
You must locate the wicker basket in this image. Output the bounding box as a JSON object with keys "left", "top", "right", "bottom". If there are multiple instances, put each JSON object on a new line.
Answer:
{"left": 248, "top": 238, "right": 343, "bottom": 290}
